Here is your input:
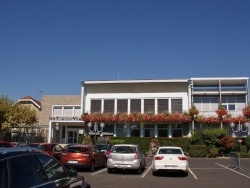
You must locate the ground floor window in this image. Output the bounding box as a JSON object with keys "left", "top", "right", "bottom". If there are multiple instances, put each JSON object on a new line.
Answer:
{"left": 131, "top": 124, "right": 140, "bottom": 137}
{"left": 116, "top": 124, "right": 127, "bottom": 137}
{"left": 172, "top": 125, "right": 183, "bottom": 137}
{"left": 158, "top": 124, "right": 168, "bottom": 137}
{"left": 144, "top": 124, "right": 154, "bottom": 137}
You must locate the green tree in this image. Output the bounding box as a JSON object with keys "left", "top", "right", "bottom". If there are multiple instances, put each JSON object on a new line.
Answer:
{"left": 0, "top": 95, "right": 38, "bottom": 140}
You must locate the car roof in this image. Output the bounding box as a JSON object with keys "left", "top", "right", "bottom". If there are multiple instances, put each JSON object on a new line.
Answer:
{"left": 0, "top": 147, "right": 43, "bottom": 159}
{"left": 112, "top": 144, "right": 138, "bottom": 147}
{"left": 158, "top": 146, "right": 182, "bottom": 149}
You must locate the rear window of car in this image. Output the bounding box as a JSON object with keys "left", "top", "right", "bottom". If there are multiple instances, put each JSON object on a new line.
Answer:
{"left": 158, "top": 148, "right": 182, "bottom": 154}
{"left": 37, "top": 145, "right": 47, "bottom": 151}
{"left": 67, "top": 147, "right": 88, "bottom": 153}
{"left": 111, "top": 146, "right": 136, "bottom": 153}
{"left": 95, "top": 145, "right": 110, "bottom": 150}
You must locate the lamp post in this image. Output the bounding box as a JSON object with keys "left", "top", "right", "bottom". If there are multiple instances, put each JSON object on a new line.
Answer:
{"left": 230, "top": 121, "right": 249, "bottom": 152}
{"left": 87, "top": 122, "right": 105, "bottom": 144}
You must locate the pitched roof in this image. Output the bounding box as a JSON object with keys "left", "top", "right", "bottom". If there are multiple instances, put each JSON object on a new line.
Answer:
{"left": 17, "top": 96, "right": 41, "bottom": 109}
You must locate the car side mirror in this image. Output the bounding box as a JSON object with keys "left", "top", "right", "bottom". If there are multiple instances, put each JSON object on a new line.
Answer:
{"left": 67, "top": 167, "right": 77, "bottom": 178}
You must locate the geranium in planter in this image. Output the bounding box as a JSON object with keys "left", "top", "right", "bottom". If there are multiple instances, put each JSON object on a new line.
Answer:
{"left": 242, "top": 106, "right": 250, "bottom": 118}
{"left": 216, "top": 106, "right": 228, "bottom": 117}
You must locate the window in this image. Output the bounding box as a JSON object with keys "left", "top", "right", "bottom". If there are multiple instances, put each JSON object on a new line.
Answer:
{"left": 53, "top": 106, "right": 62, "bottom": 117}
{"left": 158, "top": 99, "right": 169, "bottom": 113}
{"left": 37, "top": 155, "right": 67, "bottom": 181}
{"left": 130, "top": 124, "right": 140, "bottom": 137}
{"left": 117, "top": 99, "right": 128, "bottom": 113}
{"left": 144, "top": 99, "right": 155, "bottom": 113}
{"left": 10, "top": 156, "right": 47, "bottom": 188}
{"left": 116, "top": 124, "right": 127, "bottom": 137}
{"left": 158, "top": 124, "right": 168, "bottom": 137}
{"left": 172, "top": 124, "right": 182, "bottom": 137}
{"left": 104, "top": 99, "right": 114, "bottom": 113}
{"left": 64, "top": 107, "right": 73, "bottom": 116}
{"left": 91, "top": 100, "right": 101, "bottom": 113}
{"left": 144, "top": 124, "right": 154, "bottom": 137}
{"left": 171, "top": 99, "right": 182, "bottom": 113}
{"left": 130, "top": 99, "right": 141, "bottom": 113}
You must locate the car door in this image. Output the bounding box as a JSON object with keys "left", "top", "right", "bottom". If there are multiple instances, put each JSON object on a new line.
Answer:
{"left": 92, "top": 146, "right": 105, "bottom": 166}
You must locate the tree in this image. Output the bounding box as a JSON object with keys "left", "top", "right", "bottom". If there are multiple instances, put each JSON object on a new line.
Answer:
{"left": 0, "top": 95, "right": 14, "bottom": 140}
{"left": 0, "top": 95, "right": 38, "bottom": 140}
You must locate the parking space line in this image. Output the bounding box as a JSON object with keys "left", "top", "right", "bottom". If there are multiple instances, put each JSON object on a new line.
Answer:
{"left": 188, "top": 168, "right": 198, "bottom": 179}
{"left": 141, "top": 164, "right": 152, "bottom": 178}
{"left": 91, "top": 168, "right": 108, "bottom": 175}
{"left": 215, "top": 163, "right": 250, "bottom": 179}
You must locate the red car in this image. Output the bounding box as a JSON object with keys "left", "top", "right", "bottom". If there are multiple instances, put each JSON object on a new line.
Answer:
{"left": 0, "top": 141, "right": 15, "bottom": 148}
{"left": 60, "top": 145, "right": 106, "bottom": 171}
{"left": 28, "top": 143, "right": 63, "bottom": 160}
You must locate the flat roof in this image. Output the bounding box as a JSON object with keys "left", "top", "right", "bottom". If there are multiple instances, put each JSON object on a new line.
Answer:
{"left": 81, "top": 78, "right": 189, "bottom": 85}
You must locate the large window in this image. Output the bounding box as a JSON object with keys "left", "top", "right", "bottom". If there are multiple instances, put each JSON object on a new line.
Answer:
{"left": 117, "top": 99, "right": 128, "bottom": 113}
{"left": 171, "top": 99, "right": 182, "bottom": 113}
{"left": 90, "top": 100, "right": 101, "bottom": 113}
{"left": 104, "top": 99, "right": 114, "bottom": 113}
{"left": 158, "top": 99, "right": 169, "bottom": 113}
{"left": 144, "top": 99, "right": 155, "bottom": 113}
{"left": 130, "top": 99, "right": 141, "bottom": 113}
{"left": 144, "top": 124, "right": 154, "bottom": 137}
{"left": 116, "top": 124, "right": 127, "bottom": 137}
{"left": 158, "top": 124, "right": 168, "bottom": 137}
{"left": 130, "top": 124, "right": 140, "bottom": 137}
{"left": 172, "top": 124, "right": 182, "bottom": 137}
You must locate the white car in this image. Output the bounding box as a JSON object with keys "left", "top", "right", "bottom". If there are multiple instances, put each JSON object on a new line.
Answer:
{"left": 152, "top": 146, "right": 189, "bottom": 176}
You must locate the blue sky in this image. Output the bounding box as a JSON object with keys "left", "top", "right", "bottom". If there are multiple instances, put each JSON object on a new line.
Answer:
{"left": 1, "top": 0, "right": 250, "bottom": 101}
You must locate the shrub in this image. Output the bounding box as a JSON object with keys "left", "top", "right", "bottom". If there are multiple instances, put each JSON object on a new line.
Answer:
{"left": 217, "top": 136, "right": 234, "bottom": 154}
{"left": 189, "top": 145, "right": 208, "bottom": 157}
{"left": 209, "top": 147, "right": 219, "bottom": 158}
{"left": 203, "top": 128, "right": 227, "bottom": 148}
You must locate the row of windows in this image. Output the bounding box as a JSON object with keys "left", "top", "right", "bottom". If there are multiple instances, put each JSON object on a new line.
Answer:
{"left": 53, "top": 106, "right": 81, "bottom": 117}
{"left": 193, "top": 96, "right": 246, "bottom": 111}
{"left": 90, "top": 99, "right": 183, "bottom": 114}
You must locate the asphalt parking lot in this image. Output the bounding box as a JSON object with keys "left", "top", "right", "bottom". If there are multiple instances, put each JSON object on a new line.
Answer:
{"left": 78, "top": 157, "right": 250, "bottom": 188}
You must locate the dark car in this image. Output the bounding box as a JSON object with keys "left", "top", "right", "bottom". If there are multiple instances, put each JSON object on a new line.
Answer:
{"left": 0, "top": 147, "right": 91, "bottom": 188}
{"left": 28, "top": 143, "right": 63, "bottom": 160}
{"left": 94, "top": 144, "right": 111, "bottom": 158}
{"left": 0, "top": 141, "right": 15, "bottom": 148}
{"left": 60, "top": 145, "right": 106, "bottom": 171}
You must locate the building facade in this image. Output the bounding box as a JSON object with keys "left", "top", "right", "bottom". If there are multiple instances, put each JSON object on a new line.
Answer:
{"left": 46, "top": 77, "right": 250, "bottom": 143}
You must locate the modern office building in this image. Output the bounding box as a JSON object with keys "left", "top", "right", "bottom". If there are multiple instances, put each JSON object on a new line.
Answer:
{"left": 47, "top": 77, "right": 249, "bottom": 143}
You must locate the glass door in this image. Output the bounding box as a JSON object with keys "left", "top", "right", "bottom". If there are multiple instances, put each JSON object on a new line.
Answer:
{"left": 67, "top": 130, "right": 77, "bottom": 143}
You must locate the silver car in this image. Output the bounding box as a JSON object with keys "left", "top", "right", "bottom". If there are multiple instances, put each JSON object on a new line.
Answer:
{"left": 107, "top": 144, "right": 146, "bottom": 174}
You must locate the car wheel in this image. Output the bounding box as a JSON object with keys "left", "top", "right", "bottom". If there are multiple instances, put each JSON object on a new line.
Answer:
{"left": 152, "top": 170, "right": 157, "bottom": 176}
{"left": 182, "top": 171, "right": 188, "bottom": 177}
{"left": 89, "top": 162, "right": 95, "bottom": 172}
{"left": 136, "top": 165, "right": 142, "bottom": 174}
{"left": 107, "top": 168, "right": 112, "bottom": 174}
{"left": 103, "top": 159, "right": 107, "bottom": 168}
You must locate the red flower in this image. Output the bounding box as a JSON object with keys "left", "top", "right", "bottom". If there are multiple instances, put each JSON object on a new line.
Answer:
{"left": 243, "top": 106, "right": 250, "bottom": 118}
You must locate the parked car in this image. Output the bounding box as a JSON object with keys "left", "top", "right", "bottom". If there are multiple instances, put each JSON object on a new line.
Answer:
{"left": 94, "top": 144, "right": 111, "bottom": 158}
{"left": 152, "top": 146, "right": 189, "bottom": 176}
{"left": 60, "top": 145, "right": 106, "bottom": 171}
{"left": 28, "top": 143, "right": 63, "bottom": 160}
{"left": 11, "top": 142, "right": 28, "bottom": 147}
{"left": 0, "top": 141, "right": 15, "bottom": 148}
{"left": 0, "top": 147, "right": 91, "bottom": 188}
{"left": 107, "top": 144, "right": 146, "bottom": 174}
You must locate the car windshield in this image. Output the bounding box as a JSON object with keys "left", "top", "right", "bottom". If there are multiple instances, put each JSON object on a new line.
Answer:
{"left": 111, "top": 146, "right": 136, "bottom": 154}
{"left": 95, "top": 145, "right": 109, "bottom": 150}
{"left": 158, "top": 148, "right": 182, "bottom": 154}
{"left": 67, "top": 147, "right": 88, "bottom": 153}
{"left": 37, "top": 145, "right": 47, "bottom": 151}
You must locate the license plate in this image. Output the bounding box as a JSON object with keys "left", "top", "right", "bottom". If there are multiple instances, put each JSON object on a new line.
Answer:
{"left": 68, "top": 161, "right": 78, "bottom": 164}
{"left": 163, "top": 165, "right": 176, "bottom": 169}
{"left": 117, "top": 164, "right": 126, "bottom": 168}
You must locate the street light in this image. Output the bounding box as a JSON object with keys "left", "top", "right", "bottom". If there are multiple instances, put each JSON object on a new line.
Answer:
{"left": 87, "top": 122, "right": 105, "bottom": 144}
{"left": 230, "top": 121, "right": 249, "bottom": 152}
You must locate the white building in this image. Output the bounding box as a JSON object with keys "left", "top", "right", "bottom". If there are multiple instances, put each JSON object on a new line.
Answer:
{"left": 47, "top": 77, "right": 249, "bottom": 143}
